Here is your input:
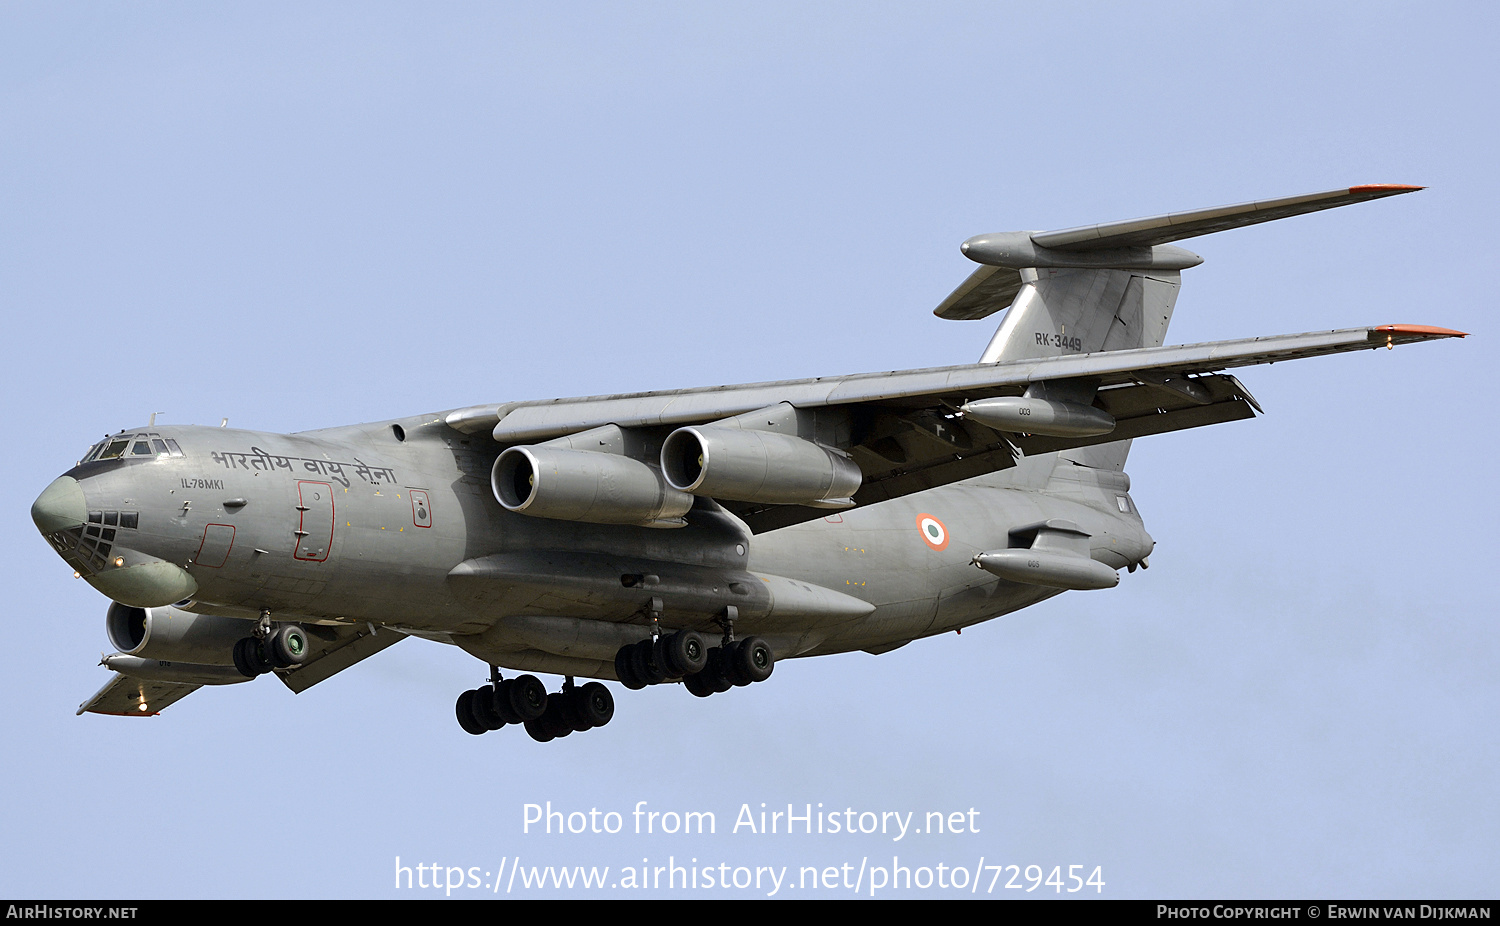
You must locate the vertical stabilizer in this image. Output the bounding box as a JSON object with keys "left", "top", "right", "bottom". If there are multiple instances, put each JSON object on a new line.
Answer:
{"left": 932, "top": 185, "right": 1425, "bottom": 471}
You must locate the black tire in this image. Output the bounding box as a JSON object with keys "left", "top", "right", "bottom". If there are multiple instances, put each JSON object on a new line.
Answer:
{"left": 720, "top": 641, "right": 750, "bottom": 687}
{"left": 683, "top": 671, "right": 715, "bottom": 698}
{"left": 472, "top": 686, "right": 507, "bottom": 731}
{"left": 268, "top": 625, "right": 310, "bottom": 667}
{"left": 232, "top": 638, "right": 256, "bottom": 678}
{"left": 561, "top": 688, "right": 593, "bottom": 732}
{"left": 489, "top": 680, "right": 522, "bottom": 724}
{"left": 523, "top": 718, "right": 555, "bottom": 743}
{"left": 249, "top": 637, "right": 276, "bottom": 675}
{"left": 507, "top": 675, "right": 548, "bottom": 722}
{"left": 734, "top": 636, "right": 774, "bottom": 683}
{"left": 703, "top": 647, "right": 734, "bottom": 693}
{"left": 541, "top": 693, "right": 572, "bottom": 738}
{"left": 663, "top": 630, "right": 707, "bottom": 677}
{"left": 455, "top": 690, "right": 486, "bottom": 735}
{"left": 614, "top": 645, "right": 646, "bottom": 690}
{"left": 576, "top": 682, "right": 615, "bottom": 726}
{"left": 633, "top": 639, "right": 668, "bottom": 685}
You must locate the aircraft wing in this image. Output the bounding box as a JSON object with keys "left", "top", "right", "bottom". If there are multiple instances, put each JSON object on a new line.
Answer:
{"left": 446, "top": 324, "right": 1462, "bottom": 532}
{"left": 77, "top": 673, "right": 201, "bottom": 717}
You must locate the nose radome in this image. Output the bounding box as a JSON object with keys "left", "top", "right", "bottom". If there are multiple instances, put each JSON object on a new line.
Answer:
{"left": 32, "top": 476, "right": 88, "bottom": 534}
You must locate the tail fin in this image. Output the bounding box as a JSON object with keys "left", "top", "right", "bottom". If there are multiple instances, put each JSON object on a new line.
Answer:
{"left": 932, "top": 185, "right": 1423, "bottom": 470}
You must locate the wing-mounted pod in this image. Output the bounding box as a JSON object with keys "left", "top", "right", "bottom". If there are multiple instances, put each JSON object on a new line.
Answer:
{"left": 961, "top": 377, "right": 1116, "bottom": 438}
{"left": 661, "top": 404, "right": 861, "bottom": 508}
{"left": 972, "top": 518, "right": 1119, "bottom": 590}
{"left": 493, "top": 425, "right": 693, "bottom": 528}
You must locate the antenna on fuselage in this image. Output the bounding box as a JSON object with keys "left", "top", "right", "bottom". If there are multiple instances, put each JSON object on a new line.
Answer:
{"left": 220, "top": 418, "right": 229, "bottom": 427}
{"left": 149, "top": 412, "right": 164, "bottom": 426}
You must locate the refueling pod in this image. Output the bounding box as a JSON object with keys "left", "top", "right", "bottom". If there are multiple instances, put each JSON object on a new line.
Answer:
{"left": 960, "top": 396, "right": 1116, "bottom": 438}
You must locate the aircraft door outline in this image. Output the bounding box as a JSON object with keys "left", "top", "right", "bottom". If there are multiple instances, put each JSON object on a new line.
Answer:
{"left": 294, "top": 481, "right": 335, "bottom": 562}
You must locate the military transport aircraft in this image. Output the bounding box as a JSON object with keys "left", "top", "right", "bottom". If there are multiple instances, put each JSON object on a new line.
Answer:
{"left": 31, "top": 185, "right": 1465, "bottom": 742}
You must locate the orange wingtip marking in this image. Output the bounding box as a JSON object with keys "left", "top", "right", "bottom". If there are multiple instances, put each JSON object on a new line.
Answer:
{"left": 1375, "top": 324, "right": 1468, "bottom": 337}
{"left": 1349, "top": 184, "right": 1425, "bottom": 193}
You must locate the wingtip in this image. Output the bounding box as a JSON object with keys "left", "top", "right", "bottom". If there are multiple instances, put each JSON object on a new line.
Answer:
{"left": 1375, "top": 324, "right": 1468, "bottom": 338}
{"left": 1349, "top": 184, "right": 1424, "bottom": 194}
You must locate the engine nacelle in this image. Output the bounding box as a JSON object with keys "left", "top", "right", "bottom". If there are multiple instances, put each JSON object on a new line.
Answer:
{"left": 492, "top": 446, "right": 693, "bottom": 527}
{"left": 660, "top": 426, "right": 862, "bottom": 506}
{"left": 105, "top": 602, "right": 253, "bottom": 665}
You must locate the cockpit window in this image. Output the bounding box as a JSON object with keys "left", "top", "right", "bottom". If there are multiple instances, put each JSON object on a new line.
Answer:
{"left": 87, "top": 432, "right": 184, "bottom": 462}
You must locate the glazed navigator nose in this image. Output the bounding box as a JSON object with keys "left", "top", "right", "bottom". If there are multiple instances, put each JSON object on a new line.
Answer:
{"left": 32, "top": 475, "right": 88, "bottom": 534}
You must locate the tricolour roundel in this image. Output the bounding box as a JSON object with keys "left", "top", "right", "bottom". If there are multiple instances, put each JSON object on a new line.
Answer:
{"left": 916, "top": 513, "right": 949, "bottom": 551}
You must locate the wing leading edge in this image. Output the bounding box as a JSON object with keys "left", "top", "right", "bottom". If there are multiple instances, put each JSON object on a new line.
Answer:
{"left": 447, "top": 325, "right": 1463, "bottom": 442}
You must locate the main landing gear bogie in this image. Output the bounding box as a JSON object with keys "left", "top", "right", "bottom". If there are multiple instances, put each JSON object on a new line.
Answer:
{"left": 455, "top": 673, "right": 615, "bottom": 742}
{"left": 614, "top": 629, "right": 774, "bottom": 697}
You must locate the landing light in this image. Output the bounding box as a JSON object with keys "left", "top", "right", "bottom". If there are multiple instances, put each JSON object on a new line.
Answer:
{"left": 137, "top": 703, "right": 148, "bottom": 712}
{"left": 113, "top": 556, "right": 125, "bottom": 567}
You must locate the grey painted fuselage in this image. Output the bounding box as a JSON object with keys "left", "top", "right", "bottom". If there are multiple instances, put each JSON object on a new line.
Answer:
{"left": 52, "top": 416, "right": 1150, "bottom": 678}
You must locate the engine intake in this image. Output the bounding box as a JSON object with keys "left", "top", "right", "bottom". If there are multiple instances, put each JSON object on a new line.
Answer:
{"left": 105, "top": 602, "right": 253, "bottom": 665}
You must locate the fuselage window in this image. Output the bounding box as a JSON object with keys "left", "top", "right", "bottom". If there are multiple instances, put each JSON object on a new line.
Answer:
{"left": 120, "top": 512, "right": 139, "bottom": 529}
{"left": 100, "top": 440, "right": 130, "bottom": 460}
{"left": 165, "top": 439, "right": 183, "bottom": 456}
{"left": 152, "top": 439, "right": 169, "bottom": 454}
{"left": 131, "top": 440, "right": 153, "bottom": 455}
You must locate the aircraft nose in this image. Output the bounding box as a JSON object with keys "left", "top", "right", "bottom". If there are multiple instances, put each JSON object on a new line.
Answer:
{"left": 32, "top": 475, "right": 88, "bottom": 534}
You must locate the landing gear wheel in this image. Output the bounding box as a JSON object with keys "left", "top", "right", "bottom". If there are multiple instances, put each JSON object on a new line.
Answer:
{"left": 455, "top": 690, "right": 486, "bottom": 735}
{"left": 470, "top": 686, "right": 507, "bottom": 731}
{"left": 491, "top": 680, "right": 523, "bottom": 724}
{"left": 523, "top": 718, "right": 555, "bottom": 743}
{"left": 662, "top": 630, "right": 707, "bottom": 677}
{"left": 733, "top": 636, "right": 774, "bottom": 683}
{"left": 703, "top": 647, "right": 734, "bottom": 693}
{"left": 632, "top": 639, "right": 669, "bottom": 684}
{"left": 247, "top": 637, "right": 275, "bottom": 675}
{"left": 683, "top": 670, "right": 715, "bottom": 698}
{"left": 614, "top": 646, "right": 646, "bottom": 690}
{"left": 574, "top": 682, "right": 615, "bottom": 727}
{"left": 720, "top": 641, "right": 751, "bottom": 687}
{"left": 507, "top": 675, "right": 548, "bottom": 722}
{"left": 232, "top": 638, "right": 257, "bottom": 678}
{"left": 266, "top": 625, "right": 309, "bottom": 667}
{"left": 540, "top": 693, "right": 573, "bottom": 738}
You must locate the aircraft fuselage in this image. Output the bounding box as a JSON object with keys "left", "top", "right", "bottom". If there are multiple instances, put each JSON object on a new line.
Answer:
{"left": 37, "top": 413, "right": 1154, "bottom": 677}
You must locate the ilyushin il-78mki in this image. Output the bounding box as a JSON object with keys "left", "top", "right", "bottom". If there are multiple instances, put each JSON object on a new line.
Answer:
{"left": 32, "top": 185, "right": 1465, "bottom": 741}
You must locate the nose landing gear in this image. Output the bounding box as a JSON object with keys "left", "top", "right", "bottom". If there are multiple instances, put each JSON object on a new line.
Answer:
{"left": 231, "top": 611, "right": 309, "bottom": 678}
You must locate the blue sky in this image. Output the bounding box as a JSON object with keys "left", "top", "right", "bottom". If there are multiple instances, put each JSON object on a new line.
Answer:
{"left": 2, "top": 3, "right": 1495, "bottom": 898}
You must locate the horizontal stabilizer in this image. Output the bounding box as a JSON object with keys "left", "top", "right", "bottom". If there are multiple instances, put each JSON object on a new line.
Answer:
{"left": 1033, "top": 185, "right": 1421, "bottom": 251}
{"left": 934, "top": 185, "right": 1421, "bottom": 321}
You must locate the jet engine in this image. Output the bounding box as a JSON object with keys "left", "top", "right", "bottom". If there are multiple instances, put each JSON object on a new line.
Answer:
{"left": 660, "top": 426, "right": 862, "bottom": 507}
{"left": 492, "top": 445, "right": 693, "bottom": 527}
{"left": 105, "top": 602, "right": 252, "bottom": 665}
